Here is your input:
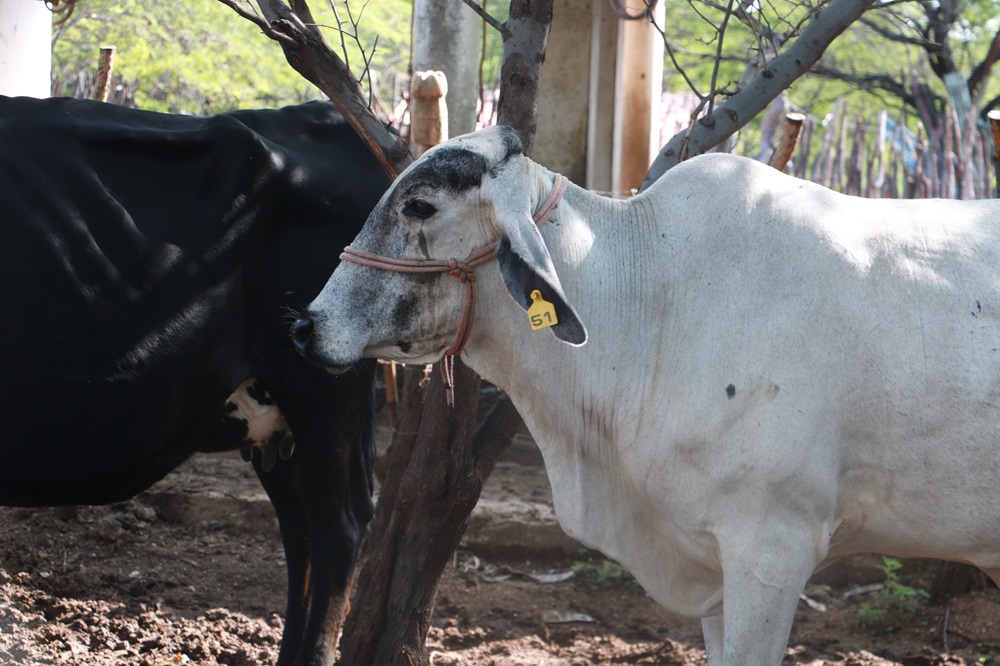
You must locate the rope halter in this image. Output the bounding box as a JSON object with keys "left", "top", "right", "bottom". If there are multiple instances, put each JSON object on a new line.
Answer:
{"left": 339, "top": 173, "right": 569, "bottom": 406}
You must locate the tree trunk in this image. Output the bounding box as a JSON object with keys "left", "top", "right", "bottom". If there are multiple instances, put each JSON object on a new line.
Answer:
{"left": 336, "top": 3, "right": 553, "bottom": 663}
{"left": 337, "top": 362, "right": 481, "bottom": 666}
{"left": 930, "top": 562, "right": 994, "bottom": 602}
{"left": 337, "top": 363, "right": 526, "bottom": 666}
{"left": 495, "top": 0, "right": 555, "bottom": 155}
{"left": 221, "top": 0, "right": 553, "bottom": 660}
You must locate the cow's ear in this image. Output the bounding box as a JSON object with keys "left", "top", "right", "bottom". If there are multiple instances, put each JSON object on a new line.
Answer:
{"left": 494, "top": 222, "right": 587, "bottom": 346}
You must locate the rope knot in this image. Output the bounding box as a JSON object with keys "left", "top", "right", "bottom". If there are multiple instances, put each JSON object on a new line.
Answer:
{"left": 448, "top": 260, "right": 476, "bottom": 284}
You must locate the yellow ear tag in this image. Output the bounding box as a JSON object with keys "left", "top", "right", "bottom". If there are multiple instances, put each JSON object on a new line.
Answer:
{"left": 527, "top": 290, "right": 558, "bottom": 331}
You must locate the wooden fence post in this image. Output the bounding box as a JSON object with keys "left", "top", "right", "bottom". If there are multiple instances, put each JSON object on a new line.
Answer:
{"left": 93, "top": 46, "right": 115, "bottom": 102}
{"left": 769, "top": 112, "right": 805, "bottom": 173}
{"left": 988, "top": 110, "right": 1000, "bottom": 197}
{"left": 409, "top": 70, "right": 448, "bottom": 158}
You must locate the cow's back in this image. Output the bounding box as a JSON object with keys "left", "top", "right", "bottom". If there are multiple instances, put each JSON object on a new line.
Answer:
{"left": 634, "top": 154, "right": 1000, "bottom": 565}
{"left": 0, "top": 96, "right": 386, "bottom": 503}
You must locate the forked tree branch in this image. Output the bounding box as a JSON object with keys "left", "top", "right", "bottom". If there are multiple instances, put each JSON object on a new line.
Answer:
{"left": 462, "top": 0, "right": 507, "bottom": 36}
{"left": 641, "top": 0, "right": 878, "bottom": 189}
{"left": 217, "top": 0, "right": 411, "bottom": 178}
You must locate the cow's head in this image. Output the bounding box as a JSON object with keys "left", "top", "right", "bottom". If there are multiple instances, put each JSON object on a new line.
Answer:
{"left": 292, "top": 125, "right": 587, "bottom": 372}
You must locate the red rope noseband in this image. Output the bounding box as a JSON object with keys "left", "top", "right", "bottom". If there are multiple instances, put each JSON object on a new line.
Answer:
{"left": 340, "top": 173, "right": 568, "bottom": 405}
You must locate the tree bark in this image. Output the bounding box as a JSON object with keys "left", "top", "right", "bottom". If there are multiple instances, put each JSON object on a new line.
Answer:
{"left": 337, "top": 362, "right": 527, "bottom": 666}
{"left": 930, "top": 561, "right": 995, "bottom": 602}
{"left": 640, "top": 0, "right": 876, "bottom": 189}
{"left": 496, "top": 0, "right": 555, "bottom": 155}
{"left": 335, "top": 2, "right": 552, "bottom": 663}
{"left": 337, "top": 362, "right": 482, "bottom": 666}
{"left": 221, "top": 1, "right": 551, "bottom": 661}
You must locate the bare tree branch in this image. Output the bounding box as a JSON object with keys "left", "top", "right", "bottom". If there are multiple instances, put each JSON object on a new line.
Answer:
{"left": 218, "top": 0, "right": 411, "bottom": 177}
{"left": 462, "top": 0, "right": 506, "bottom": 36}
{"left": 215, "top": 0, "right": 298, "bottom": 45}
{"left": 969, "top": 27, "right": 1000, "bottom": 101}
{"left": 809, "top": 64, "right": 921, "bottom": 108}
{"left": 858, "top": 14, "right": 932, "bottom": 48}
{"left": 289, "top": 0, "right": 325, "bottom": 39}
{"left": 641, "top": 0, "right": 878, "bottom": 190}
{"left": 649, "top": 19, "right": 705, "bottom": 98}
{"left": 328, "top": 0, "right": 352, "bottom": 69}
{"left": 706, "top": 0, "right": 737, "bottom": 117}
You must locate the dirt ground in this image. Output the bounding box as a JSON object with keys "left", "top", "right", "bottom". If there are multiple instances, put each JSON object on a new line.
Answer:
{"left": 1, "top": 401, "right": 999, "bottom": 666}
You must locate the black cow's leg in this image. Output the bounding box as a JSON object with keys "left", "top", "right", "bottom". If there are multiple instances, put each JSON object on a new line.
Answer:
{"left": 254, "top": 355, "right": 377, "bottom": 666}
{"left": 252, "top": 454, "right": 312, "bottom": 666}
{"left": 293, "top": 410, "right": 375, "bottom": 666}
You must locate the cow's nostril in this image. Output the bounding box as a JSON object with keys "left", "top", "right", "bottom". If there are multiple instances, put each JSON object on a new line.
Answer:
{"left": 290, "top": 317, "right": 315, "bottom": 353}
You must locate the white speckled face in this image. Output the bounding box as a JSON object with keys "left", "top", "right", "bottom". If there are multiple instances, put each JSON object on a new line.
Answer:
{"left": 294, "top": 125, "right": 586, "bottom": 373}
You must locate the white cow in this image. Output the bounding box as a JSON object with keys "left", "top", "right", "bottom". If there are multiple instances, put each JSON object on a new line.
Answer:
{"left": 293, "top": 125, "right": 1000, "bottom": 665}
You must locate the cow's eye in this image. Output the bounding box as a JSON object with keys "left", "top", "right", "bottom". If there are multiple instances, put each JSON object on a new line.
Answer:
{"left": 402, "top": 199, "right": 437, "bottom": 219}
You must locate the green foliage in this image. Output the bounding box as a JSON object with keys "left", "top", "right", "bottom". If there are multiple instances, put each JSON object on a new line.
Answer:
{"left": 661, "top": 0, "right": 1000, "bottom": 151}
{"left": 477, "top": 1, "right": 509, "bottom": 92}
{"left": 856, "top": 557, "right": 930, "bottom": 629}
{"left": 310, "top": 0, "right": 413, "bottom": 107}
{"left": 661, "top": 0, "right": 817, "bottom": 99}
{"left": 572, "top": 550, "right": 636, "bottom": 588}
{"left": 52, "top": 0, "right": 411, "bottom": 114}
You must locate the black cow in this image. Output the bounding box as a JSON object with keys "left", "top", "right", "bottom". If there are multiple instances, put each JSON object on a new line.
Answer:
{"left": 0, "top": 95, "right": 390, "bottom": 666}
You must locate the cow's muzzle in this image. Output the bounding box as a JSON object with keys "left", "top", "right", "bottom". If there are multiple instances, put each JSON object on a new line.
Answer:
{"left": 290, "top": 316, "right": 315, "bottom": 354}
{"left": 290, "top": 316, "right": 348, "bottom": 375}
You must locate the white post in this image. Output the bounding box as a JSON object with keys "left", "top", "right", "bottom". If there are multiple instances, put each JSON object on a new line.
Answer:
{"left": 533, "top": 0, "right": 594, "bottom": 185}
{"left": 0, "top": 0, "right": 52, "bottom": 98}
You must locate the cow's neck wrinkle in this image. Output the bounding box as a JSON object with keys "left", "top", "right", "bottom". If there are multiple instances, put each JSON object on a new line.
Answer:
{"left": 462, "top": 181, "right": 721, "bottom": 615}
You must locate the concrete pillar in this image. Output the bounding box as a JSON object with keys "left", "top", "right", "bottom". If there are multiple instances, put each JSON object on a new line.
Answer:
{"left": 412, "top": 0, "right": 481, "bottom": 137}
{"left": 531, "top": 0, "right": 664, "bottom": 193}
{"left": 0, "top": 0, "right": 52, "bottom": 98}
{"left": 612, "top": 2, "right": 665, "bottom": 194}
{"left": 585, "top": 0, "right": 618, "bottom": 192}
{"left": 533, "top": 0, "right": 593, "bottom": 185}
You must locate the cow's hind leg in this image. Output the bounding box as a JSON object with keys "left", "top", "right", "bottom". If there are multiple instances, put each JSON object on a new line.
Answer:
{"left": 716, "top": 525, "right": 819, "bottom": 666}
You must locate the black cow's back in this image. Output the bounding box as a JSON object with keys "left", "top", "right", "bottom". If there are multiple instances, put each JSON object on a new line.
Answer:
{"left": 0, "top": 96, "right": 387, "bottom": 504}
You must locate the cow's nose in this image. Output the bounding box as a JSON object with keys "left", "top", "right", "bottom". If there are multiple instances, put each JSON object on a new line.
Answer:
{"left": 290, "top": 317, "right": 315, "bottom": 354}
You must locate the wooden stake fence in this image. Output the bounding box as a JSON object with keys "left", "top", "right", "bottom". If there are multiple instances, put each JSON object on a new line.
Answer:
{"left": 762, "top": 99, "right": 1000, "bottom": 200}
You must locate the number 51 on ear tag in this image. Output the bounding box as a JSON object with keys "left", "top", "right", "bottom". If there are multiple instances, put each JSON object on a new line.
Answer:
{"left": 527, "top": 290, "right": 558, "bottom": 331}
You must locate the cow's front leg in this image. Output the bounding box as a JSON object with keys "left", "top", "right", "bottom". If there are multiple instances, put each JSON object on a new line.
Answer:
{"left": 256, "top": 355, "right": 377, "bottom": 666}
{"left": 712, "top": 525, "right": 818, "bottom": 666}
{"left": 701, "top": 614, "right": 724, "bottom": 666}
{"left": 252, "top": 455, "right": 312, "bottom": 666}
